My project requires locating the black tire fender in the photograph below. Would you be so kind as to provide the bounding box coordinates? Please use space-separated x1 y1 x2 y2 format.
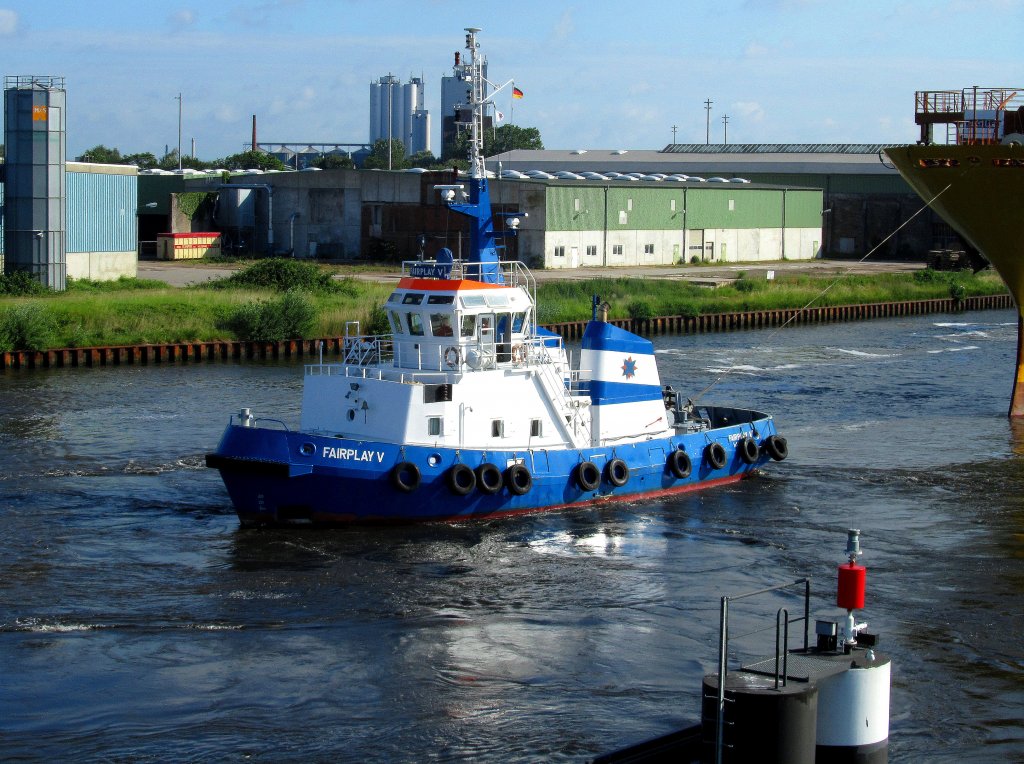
475 463 503 494
446 463 476 496
704 442 727 470
504 463 532 495
575 460 601 491
667 449 692 479
764 435 789 461
738 437 760 465
390 461 421 493
606 458 629 487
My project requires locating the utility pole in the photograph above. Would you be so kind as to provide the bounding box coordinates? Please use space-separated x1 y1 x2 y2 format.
175 93 182 170
722 114 730 145
704 98 713 145
671 124 678 144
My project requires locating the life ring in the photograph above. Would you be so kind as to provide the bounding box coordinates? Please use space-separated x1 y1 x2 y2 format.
504 463 532 495
475 462 503 494
446 463 476 495
738 436 760 465
667 449 692 479
704 442 727 470
390 461 421 493
606 458 629 487
575 460 601 491
511 344 525 363
764 435 789 462
444 345 461 368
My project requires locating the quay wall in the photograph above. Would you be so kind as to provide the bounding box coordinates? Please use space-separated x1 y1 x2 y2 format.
0 293 1014 371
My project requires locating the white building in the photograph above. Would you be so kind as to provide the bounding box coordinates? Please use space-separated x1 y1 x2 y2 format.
369 75 430 157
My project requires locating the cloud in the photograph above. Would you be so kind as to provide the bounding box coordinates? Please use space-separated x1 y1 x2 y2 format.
168 8 196 28
551 9 574 43
733 101 765 122
0 8 18 36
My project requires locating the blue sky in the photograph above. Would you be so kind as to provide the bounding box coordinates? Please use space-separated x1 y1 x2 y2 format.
2 0 1022 160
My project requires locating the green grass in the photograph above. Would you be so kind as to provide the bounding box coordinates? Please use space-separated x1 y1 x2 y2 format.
0 269 1008 351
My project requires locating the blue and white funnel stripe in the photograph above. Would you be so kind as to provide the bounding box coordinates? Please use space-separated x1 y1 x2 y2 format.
581 322 663 406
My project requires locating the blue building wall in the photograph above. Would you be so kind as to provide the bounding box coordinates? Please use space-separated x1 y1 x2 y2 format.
0 166 138 260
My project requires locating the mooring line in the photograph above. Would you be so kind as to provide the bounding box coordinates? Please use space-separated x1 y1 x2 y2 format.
690 171 961 404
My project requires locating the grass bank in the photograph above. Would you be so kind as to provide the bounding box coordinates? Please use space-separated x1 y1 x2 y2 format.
0 262 1008 352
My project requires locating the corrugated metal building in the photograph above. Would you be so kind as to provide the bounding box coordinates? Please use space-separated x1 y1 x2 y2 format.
538 183 822 267
1 161 138 280
490 145 955 260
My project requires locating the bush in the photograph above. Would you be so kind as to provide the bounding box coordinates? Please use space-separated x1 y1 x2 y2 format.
734 277 760 293
226 291 317 341
0 271 50 296
210 258 341 293
627 300 653 321
949 280 967 303
0 304 58 351
364 304 390 335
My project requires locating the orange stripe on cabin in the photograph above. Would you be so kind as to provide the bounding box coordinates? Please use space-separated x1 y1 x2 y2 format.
397 278 507 291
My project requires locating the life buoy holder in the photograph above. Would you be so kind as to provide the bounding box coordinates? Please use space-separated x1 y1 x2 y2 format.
476 462 503 494
390 461 421 493
447 463 476 496
511 344 525 363
763 434 789 462
738 436 760 465
504 463 532 495
444 346 461 368
575 460 601 491
667 449 692 479
606 458 629 487
704 442 727 470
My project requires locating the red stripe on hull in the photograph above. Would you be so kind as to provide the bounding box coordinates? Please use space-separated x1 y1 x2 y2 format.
237 471 754 526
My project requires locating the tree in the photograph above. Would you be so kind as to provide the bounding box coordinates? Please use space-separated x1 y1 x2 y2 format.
445 124 543 162
409 150 437 169
218 150 288 171
122 151 158 169
313 153 354 170
77 144 123 163
362 139 410 170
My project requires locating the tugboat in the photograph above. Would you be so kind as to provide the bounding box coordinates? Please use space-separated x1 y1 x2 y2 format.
205 27 788 525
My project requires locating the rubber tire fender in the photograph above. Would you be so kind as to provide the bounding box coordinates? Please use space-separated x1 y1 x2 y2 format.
606 458 629 487
390 461 421 493
738 436 760 465
704 442 727 470
667 449 692 479
764 435 789 461
575 460 601 491
446 463 476 496
475 463 503 494
504 463 533 495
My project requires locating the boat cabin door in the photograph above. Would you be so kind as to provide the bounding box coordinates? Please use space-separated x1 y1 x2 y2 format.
477 312 497 368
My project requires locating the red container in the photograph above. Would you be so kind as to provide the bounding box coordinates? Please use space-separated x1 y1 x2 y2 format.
837 563 866 610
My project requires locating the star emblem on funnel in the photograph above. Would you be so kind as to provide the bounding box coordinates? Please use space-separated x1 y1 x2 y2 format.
621 356 637 379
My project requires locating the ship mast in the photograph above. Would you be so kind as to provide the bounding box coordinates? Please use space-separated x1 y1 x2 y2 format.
435 27 523 285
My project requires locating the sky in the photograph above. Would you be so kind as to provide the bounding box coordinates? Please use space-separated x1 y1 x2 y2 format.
1 0 1022 161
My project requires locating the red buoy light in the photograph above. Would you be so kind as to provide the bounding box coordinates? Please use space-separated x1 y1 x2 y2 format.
837 562 866 610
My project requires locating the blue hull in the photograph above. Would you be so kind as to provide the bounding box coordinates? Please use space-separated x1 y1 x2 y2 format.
206 411 780 525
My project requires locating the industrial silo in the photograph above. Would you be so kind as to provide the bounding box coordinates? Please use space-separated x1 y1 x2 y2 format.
3 76 67 290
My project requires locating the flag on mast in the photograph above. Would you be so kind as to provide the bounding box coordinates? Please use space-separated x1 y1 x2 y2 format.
512 87 524 99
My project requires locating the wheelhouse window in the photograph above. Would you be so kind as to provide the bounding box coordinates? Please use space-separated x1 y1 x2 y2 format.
402 293 424 305
460 314 475 337
406 313 424 336
491 419 504 438
427 295 454 305
430 313 454 336
389 310 404 334
428 417 442 436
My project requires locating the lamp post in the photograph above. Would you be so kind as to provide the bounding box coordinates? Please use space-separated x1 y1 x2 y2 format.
175 93 182 170
704 98 713 144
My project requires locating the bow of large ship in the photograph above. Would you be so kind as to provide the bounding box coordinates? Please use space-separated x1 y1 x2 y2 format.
884 87 1024 415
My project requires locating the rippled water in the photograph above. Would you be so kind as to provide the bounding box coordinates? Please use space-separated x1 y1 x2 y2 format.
1 310 1022 762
